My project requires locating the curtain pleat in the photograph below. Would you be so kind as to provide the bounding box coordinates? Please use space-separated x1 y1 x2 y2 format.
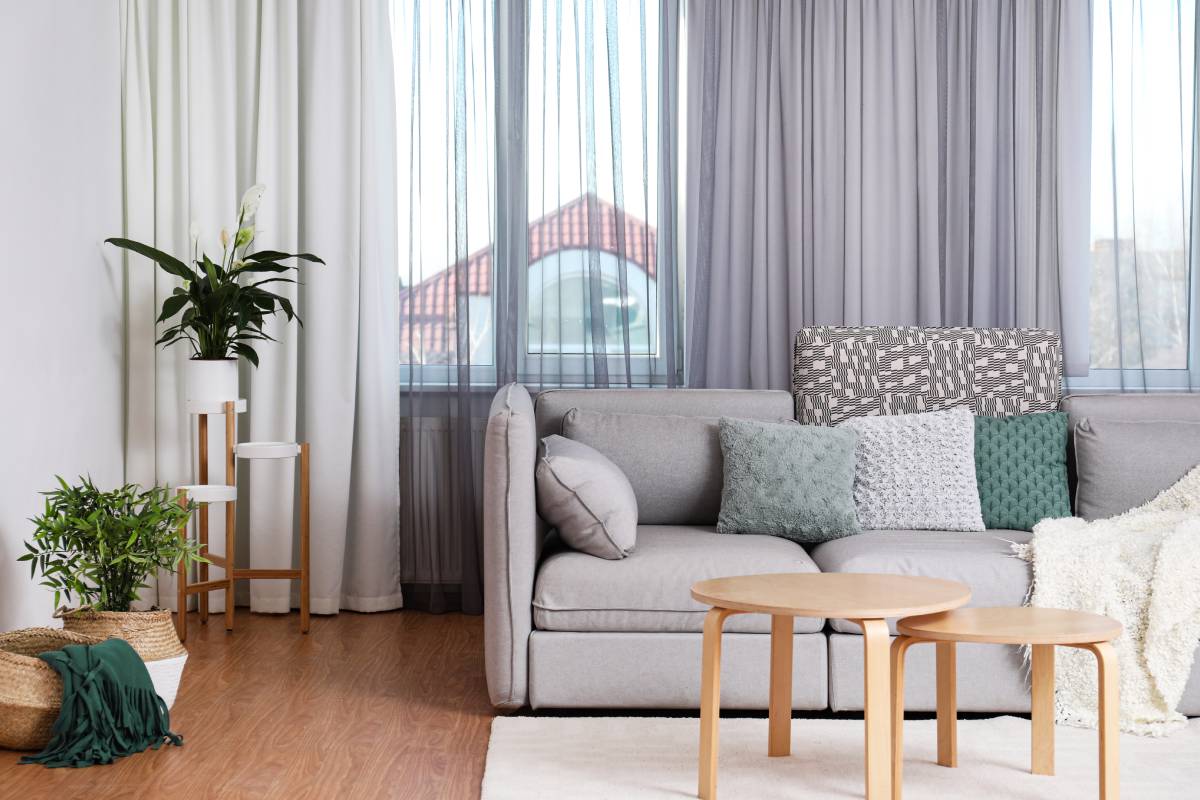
398 0 683 612
686 0 1093 389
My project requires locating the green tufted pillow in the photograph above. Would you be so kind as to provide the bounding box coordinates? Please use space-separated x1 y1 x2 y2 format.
974 412 1071 531
717 417 861 543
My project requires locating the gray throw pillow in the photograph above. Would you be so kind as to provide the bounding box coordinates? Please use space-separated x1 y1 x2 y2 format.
716 418 861 543
562 408 722 525
838 407 985 531
1074 418 1200 520
536 435 638 559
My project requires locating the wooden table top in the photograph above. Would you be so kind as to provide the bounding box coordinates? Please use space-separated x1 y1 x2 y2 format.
690 573 972 619
898 606 1123 645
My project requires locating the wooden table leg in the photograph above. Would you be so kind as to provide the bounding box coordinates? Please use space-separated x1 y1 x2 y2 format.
699 608 737 800
860 618 893 800
936 641 958 768
1031 643 1056 776
891 636 918 800
1086 642 1120 800
769 614 793 757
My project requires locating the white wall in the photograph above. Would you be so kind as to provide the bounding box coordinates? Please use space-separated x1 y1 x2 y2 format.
0 0 123 630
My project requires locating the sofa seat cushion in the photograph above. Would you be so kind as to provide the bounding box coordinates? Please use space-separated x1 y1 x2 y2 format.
809 529 1032 633
533 525 824 634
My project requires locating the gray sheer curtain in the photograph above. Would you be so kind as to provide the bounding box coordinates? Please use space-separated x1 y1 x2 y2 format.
1085 0 1199 391
397 0 683 612
686 0 1092 389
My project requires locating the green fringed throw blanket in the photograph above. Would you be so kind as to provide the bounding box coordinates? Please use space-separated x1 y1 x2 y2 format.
20 637 182 767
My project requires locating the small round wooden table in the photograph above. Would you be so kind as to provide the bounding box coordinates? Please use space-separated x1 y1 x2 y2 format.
690 573 971 800
892 607 1123 800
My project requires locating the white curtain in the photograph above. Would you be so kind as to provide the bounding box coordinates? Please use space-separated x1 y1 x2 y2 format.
119 0 402 615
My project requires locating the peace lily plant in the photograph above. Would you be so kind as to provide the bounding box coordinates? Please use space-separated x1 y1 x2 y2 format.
106 185 324 401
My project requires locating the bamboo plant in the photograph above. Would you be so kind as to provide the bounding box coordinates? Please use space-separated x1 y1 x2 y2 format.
19 477 205 612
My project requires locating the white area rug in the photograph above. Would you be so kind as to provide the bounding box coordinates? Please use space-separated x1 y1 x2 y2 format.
482 715 1200 799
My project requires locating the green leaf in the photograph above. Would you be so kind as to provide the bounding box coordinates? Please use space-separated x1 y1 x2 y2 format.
245 250 324 265
105 238 197 282
203 257 220 290
246 278 298 289
157 292 191 323
231 343 260 367
234 261 292 274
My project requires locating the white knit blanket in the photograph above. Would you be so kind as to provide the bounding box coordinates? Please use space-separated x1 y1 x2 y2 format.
1013 465 1200 736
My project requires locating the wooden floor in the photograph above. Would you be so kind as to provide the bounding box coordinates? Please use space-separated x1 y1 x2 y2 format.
0 611 494 800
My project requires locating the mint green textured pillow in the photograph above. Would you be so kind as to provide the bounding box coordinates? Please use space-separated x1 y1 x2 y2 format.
974 412 1071 531
717 418 860 543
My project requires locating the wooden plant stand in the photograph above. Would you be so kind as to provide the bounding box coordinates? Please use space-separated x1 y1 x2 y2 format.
175 399 311 642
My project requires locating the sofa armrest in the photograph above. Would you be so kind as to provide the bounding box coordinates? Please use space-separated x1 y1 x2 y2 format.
483 383 541 709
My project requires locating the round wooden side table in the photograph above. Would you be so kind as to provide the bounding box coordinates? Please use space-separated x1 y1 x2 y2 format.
892 607 1123 800
690 573 971 800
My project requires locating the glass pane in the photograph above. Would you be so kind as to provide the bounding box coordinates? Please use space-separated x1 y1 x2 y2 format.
396 1 496 367
1089 0 1194 369
525 0 662 358
527 249 657 354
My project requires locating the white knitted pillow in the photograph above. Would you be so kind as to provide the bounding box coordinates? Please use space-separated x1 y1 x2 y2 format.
837 407 985 531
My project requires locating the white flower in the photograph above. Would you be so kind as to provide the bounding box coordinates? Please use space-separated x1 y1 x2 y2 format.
220 228 230 248
189 221 200 243
240 184 266 219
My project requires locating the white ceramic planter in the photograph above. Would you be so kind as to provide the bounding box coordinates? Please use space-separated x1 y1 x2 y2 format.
185 358 239 404
144 652 188 709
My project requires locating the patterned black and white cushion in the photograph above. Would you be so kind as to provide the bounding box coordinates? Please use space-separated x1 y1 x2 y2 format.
791 326 1062 426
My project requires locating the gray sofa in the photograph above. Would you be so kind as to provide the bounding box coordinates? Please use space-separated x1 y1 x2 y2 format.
483 381 1200 714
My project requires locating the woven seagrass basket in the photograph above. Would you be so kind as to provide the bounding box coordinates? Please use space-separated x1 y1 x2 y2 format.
57 609 189 709
57 609 186 661
0 627 100 751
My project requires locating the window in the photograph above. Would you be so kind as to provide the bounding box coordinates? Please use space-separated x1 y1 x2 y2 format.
395 1 680 385
1087 0 1196 383
527 249 659 355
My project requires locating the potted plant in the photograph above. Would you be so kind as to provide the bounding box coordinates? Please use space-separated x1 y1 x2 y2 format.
18 477 205 707
104 184 323 402
19 476 204 615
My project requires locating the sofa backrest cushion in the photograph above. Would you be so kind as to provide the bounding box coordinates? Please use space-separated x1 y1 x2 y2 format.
563 409 721 525
792 326 1062 425
1061 393 1200 516
1072 418 1200 519
535 389 793 525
